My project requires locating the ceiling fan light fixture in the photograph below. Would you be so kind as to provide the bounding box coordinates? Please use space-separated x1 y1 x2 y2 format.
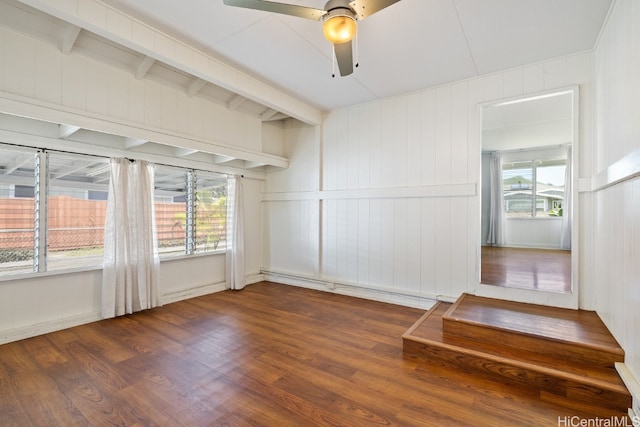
322 9 357 44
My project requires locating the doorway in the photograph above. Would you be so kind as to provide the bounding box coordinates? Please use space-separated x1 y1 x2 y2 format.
477 88 579 309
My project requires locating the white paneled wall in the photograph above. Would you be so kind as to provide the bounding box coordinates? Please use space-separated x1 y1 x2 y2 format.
592 0 640 391
0 27 262 154
264 52 592 307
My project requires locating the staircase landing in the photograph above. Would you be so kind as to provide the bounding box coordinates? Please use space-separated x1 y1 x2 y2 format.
403 294 630 413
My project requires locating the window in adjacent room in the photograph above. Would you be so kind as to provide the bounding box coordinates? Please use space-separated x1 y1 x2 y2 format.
502 158 566 218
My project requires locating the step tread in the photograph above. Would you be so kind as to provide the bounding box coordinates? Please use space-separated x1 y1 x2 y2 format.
442 294 624 355
403 301 628 394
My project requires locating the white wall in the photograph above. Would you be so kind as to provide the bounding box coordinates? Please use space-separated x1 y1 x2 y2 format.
264 52 593 308
0 26 264 158
0 24 266 343
591 0 640 392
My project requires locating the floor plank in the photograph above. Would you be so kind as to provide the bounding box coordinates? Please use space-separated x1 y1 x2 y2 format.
0 281 628 426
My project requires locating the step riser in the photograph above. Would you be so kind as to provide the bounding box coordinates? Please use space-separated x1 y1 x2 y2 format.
403 339 631 413
442 320 622 368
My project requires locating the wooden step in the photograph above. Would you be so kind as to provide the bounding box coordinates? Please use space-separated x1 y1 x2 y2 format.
442 294 625 368
402 299 631 413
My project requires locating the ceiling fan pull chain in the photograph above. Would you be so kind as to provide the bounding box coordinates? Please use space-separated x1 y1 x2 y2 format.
332 44 336 78
355 29 359 68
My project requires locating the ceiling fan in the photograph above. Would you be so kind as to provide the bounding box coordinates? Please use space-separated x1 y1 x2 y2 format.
222 0 401 77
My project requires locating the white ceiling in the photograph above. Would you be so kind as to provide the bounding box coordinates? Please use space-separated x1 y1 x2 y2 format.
97 0 613 112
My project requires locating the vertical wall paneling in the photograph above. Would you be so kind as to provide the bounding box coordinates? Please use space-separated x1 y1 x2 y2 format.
265 51 593 308
434 198 452 297
86 59 110 116
369 102 383 189
419 89 436 186
347 107 359 189
346 198 359 283
381 99 396 187
368 198 382 286
34 41 61 105
451 82 468 184
356 198 370 285
544 57 568 90
356 104 371 189
393 97 408 187
435 85 452 184
6 31 36 99
392 198 407 291
405 198 421 293
379 199 394 287
591 0 640 388
420 197 436 295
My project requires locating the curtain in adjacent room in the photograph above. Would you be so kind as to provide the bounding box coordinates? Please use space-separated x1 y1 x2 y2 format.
102 158 161 318
226 175 245 290
560 146 572 250
487 152 505 246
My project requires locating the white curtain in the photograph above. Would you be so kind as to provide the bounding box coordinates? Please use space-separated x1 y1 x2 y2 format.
560 146 572 250
226 175 245 290
102 158 161 318
487 152 505 246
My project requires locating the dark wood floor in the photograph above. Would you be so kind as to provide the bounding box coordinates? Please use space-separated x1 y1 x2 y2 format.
481 246 572 293
0 281 617 426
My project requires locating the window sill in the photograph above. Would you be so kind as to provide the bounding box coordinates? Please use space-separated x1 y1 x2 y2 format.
0 251 226 283
159 250 226 262
505 216 563 220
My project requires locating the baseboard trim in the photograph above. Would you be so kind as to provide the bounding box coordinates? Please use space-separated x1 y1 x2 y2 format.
244 273 265 286
162 281 227 305
262 270 436 310
0 312 101 345
616 362 640 417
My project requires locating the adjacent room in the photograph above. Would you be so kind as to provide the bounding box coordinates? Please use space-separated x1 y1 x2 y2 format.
0 0 639 425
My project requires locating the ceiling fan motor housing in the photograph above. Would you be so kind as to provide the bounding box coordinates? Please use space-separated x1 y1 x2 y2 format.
323 0 357 22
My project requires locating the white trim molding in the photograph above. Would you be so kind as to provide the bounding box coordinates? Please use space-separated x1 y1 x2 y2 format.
0 312 101 345
262 183 477 202
579 148 640 193
262 269 437 310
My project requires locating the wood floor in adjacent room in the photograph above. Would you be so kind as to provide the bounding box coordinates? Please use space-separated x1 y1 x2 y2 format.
481 246 572 293
0 282 618 426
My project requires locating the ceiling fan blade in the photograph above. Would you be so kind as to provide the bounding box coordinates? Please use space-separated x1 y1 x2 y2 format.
349 0 401 20
334 41 354 76
223 0 326 21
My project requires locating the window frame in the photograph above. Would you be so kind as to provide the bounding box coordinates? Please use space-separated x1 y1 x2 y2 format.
502 156 566 219
153 166 228 259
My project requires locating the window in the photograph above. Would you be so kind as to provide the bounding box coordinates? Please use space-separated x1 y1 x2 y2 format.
193 172 227 252
47 153 109 271
503 158 566 218
0 146 109 275
154 167 227 258
0 147 37 275
154 166 189 257
0 143 228 275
